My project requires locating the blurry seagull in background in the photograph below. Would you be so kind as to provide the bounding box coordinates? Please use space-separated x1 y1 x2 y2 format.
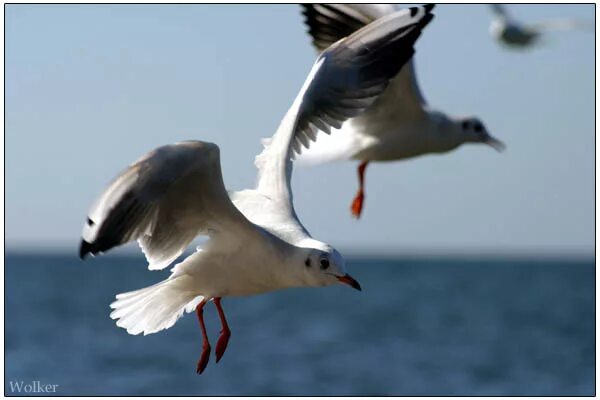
489 4 593 49
296 4 505 218
78 6 434 375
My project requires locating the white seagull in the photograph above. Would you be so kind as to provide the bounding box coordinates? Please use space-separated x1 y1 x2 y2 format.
79 6 434 375
297 4 505 218
489 4 593 49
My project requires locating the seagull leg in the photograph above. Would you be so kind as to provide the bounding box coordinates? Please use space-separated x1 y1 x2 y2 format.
351 161 369 218
213 297 231 363
195 299 211 374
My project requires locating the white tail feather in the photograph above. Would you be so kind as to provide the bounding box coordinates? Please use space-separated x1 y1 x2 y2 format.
110 275 202 336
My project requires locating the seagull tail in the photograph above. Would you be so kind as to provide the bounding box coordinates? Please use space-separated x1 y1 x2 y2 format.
109 274 203 336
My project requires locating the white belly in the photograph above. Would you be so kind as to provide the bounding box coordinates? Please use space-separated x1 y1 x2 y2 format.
352 122 460 162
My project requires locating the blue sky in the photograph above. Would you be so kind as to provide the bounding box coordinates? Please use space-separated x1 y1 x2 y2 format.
5 4 595 255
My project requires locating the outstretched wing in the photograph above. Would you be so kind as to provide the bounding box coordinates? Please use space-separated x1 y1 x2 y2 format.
301 4 429 120
80 140 257 270
302 3 397 51
302 3 396 49
490 4 512 20
531 18 594 33
255 5 435 215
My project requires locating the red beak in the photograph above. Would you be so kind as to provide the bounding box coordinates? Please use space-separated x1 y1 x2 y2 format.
337 273 362 291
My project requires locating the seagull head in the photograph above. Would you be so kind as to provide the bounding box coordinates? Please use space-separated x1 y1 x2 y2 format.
458 117 506 152
297 239 361 291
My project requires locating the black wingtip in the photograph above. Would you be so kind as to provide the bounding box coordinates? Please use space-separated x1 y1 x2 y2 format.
421 9 435 27
79 240 92 260
424 4 436 13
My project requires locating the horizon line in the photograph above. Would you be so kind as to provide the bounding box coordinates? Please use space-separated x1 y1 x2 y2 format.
4 244 594 262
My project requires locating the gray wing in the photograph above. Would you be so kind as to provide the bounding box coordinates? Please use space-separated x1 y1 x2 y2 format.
301 3 428 122
530 18 594 32
255 5 435 211
490 4 511 20
80 140 256 270
301 3 397 51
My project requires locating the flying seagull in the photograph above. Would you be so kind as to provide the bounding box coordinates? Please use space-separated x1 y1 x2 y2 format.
79 5 434 375
297 4 505 218
489 4 593 49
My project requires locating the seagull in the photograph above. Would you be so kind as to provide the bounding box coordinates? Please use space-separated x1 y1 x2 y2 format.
489 4 593 48
297 4 505 218
79 5 434 375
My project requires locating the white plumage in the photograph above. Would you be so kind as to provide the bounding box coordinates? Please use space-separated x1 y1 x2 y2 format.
79 5 434 374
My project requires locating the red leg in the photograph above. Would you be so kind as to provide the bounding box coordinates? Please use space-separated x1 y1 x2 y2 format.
213 297 231 363
195 299 211 374
351 161 369 218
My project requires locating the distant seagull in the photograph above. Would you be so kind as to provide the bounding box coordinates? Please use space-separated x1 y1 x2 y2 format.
79 6 434 375
489 4 593 49
297 4 505 218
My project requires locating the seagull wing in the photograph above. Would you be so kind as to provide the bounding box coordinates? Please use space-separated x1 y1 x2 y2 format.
301 4 429 120
80 141 259 270
490 4 512 20
530 18 594 32
302 3 397 49
255 6 435 217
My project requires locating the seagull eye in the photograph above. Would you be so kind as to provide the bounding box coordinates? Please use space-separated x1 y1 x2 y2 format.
474 123 483 133
319 258 330 270
305 258 311 267
462 121 470 130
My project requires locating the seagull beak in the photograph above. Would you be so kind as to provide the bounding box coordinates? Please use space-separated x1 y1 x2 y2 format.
337 274 362 291
485 135 506 152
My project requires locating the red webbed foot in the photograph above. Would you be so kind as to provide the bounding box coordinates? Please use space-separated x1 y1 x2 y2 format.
213 297 231 363
196 343 211 374
351 190 365 218
215 329 231 363
351 161 369 218
195 300 211 374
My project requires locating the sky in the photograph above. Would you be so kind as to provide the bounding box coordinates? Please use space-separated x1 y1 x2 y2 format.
5 4 595 256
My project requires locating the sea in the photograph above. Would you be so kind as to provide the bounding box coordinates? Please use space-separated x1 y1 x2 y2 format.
4 253 595 396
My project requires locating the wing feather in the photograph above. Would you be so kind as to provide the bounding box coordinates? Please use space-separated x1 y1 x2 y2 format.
530 18 594 32
300 3 428 123
490 4 512 20
80 140 256 270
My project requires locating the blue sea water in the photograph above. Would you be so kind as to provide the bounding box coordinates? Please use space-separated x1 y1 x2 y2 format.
4 253 595 396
